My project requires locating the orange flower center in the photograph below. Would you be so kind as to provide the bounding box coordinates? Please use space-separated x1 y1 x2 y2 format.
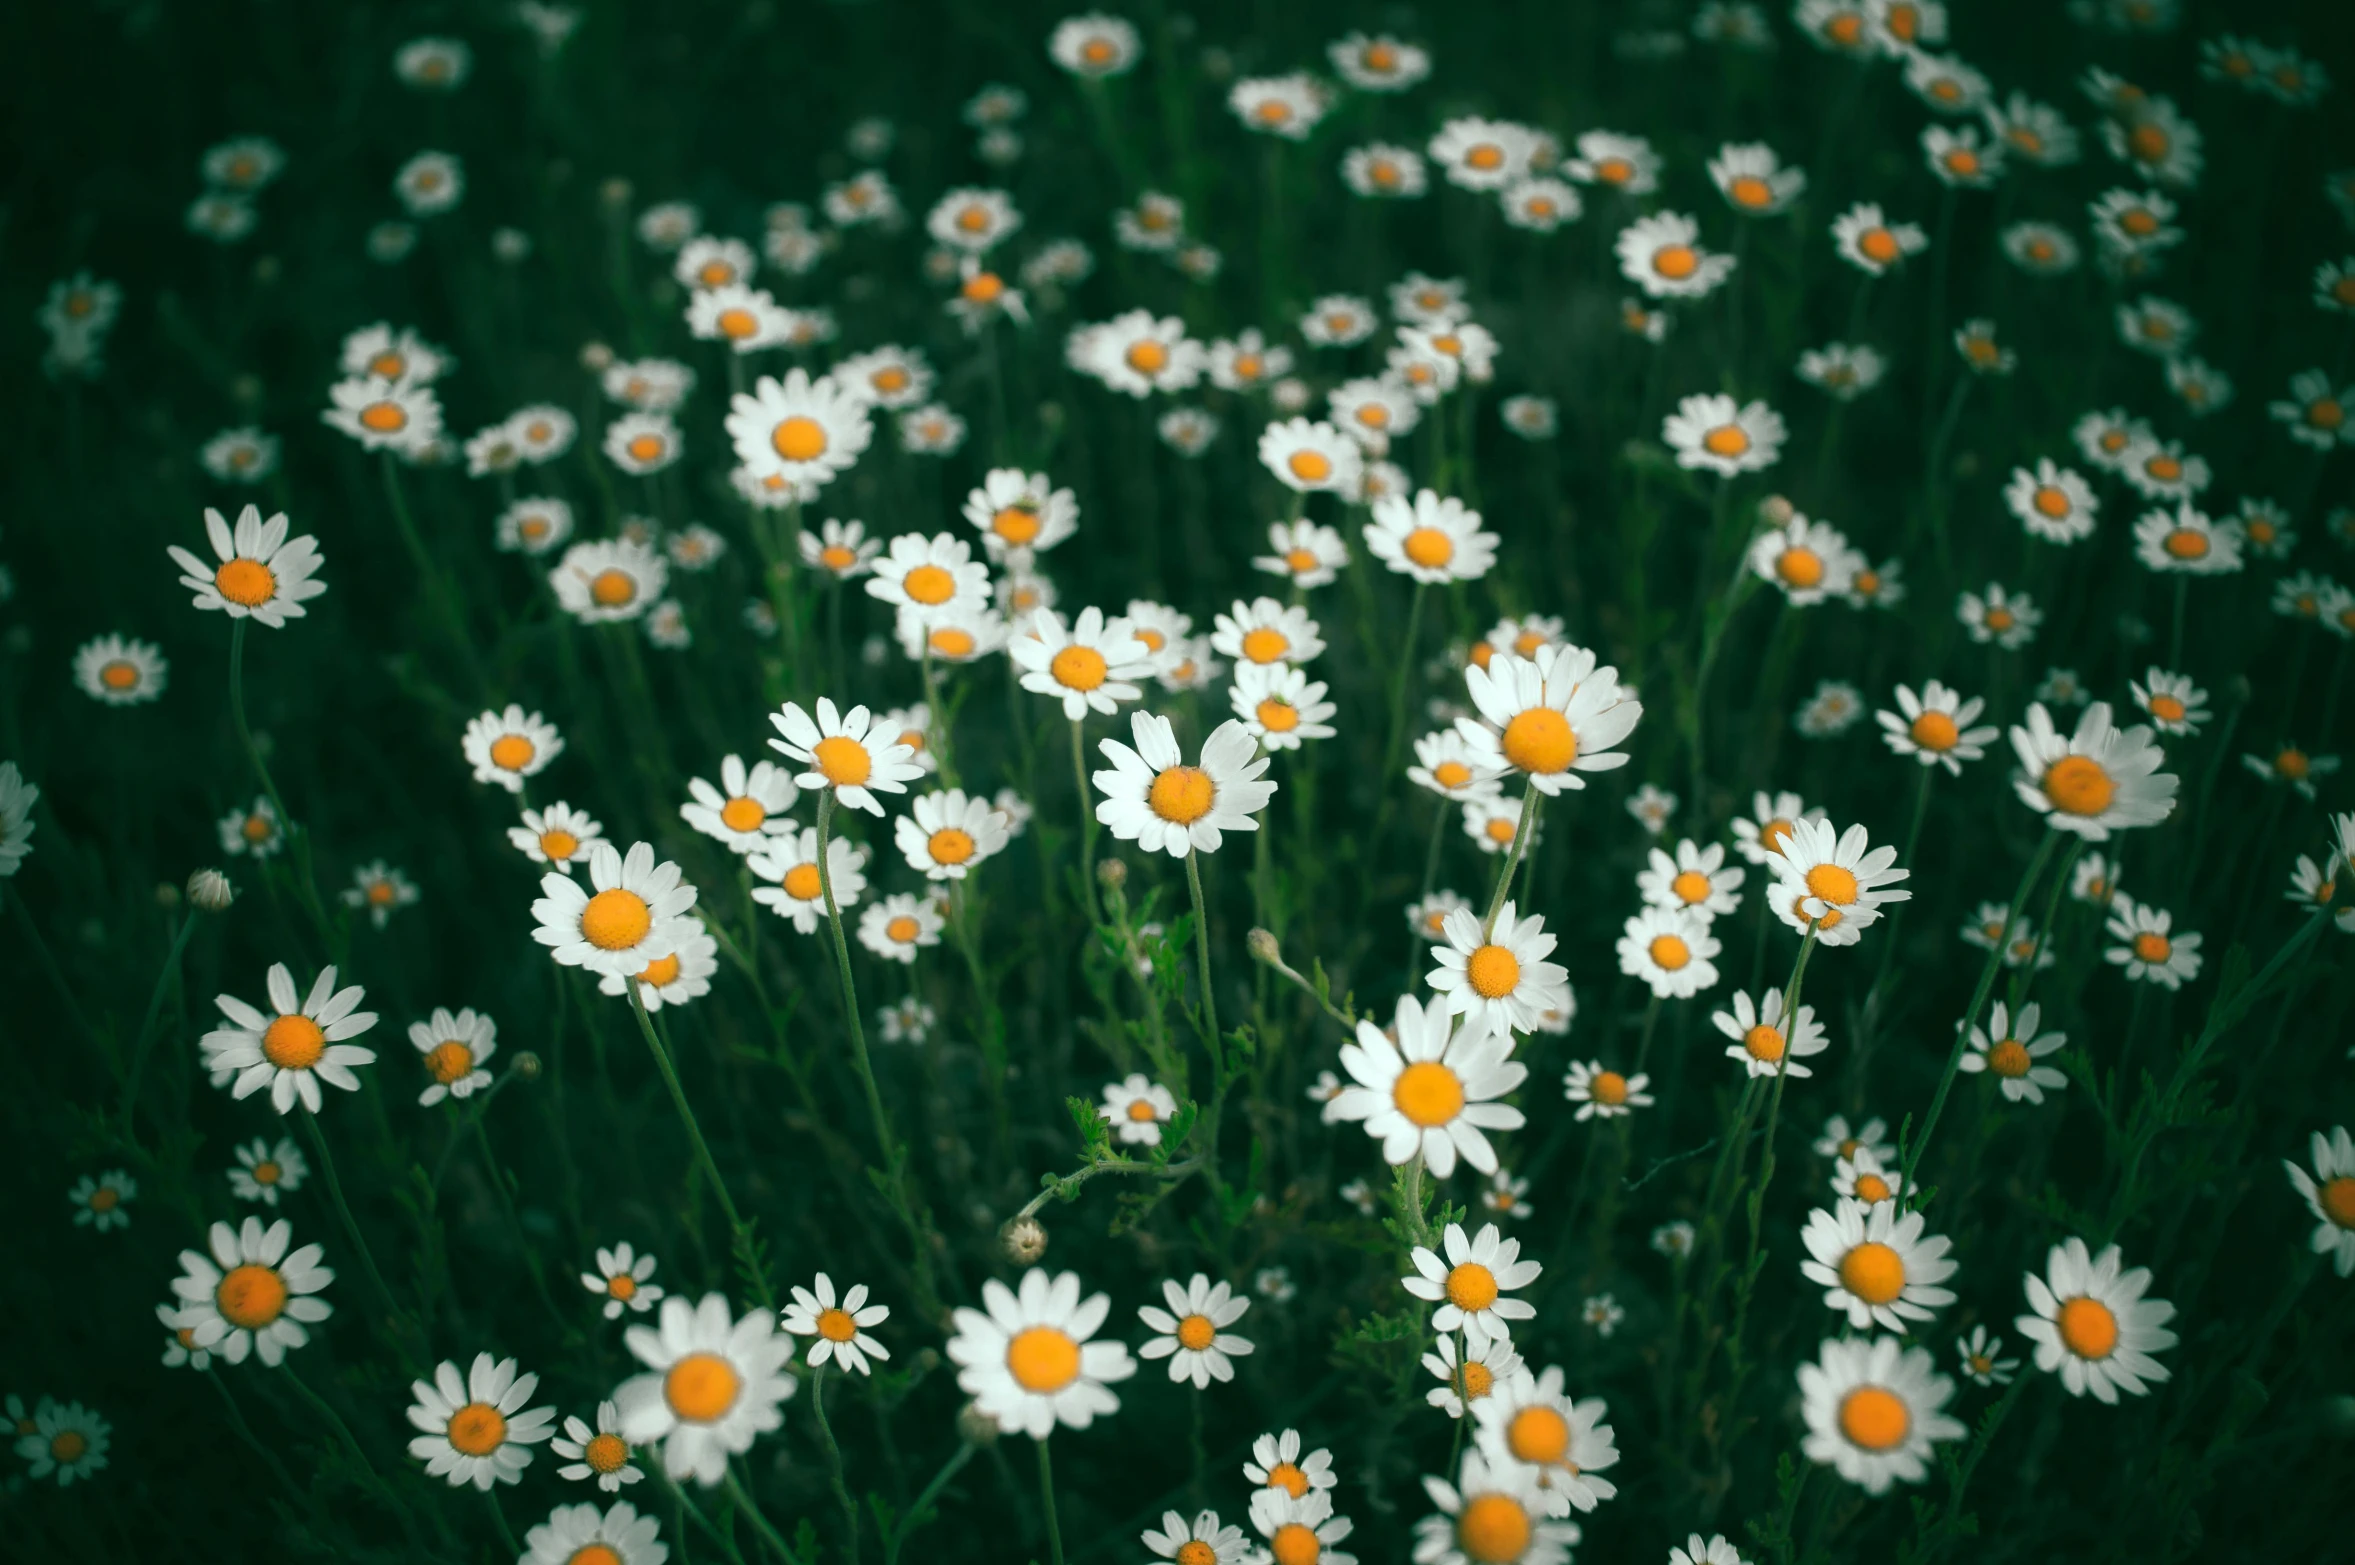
262 1013 326 1070
216 1263 289 1328
425 1040 475 1084
2042 756 2115 816
580 888 653 951
1006 1326 1082 1392
664 1352 743 1421
1393 1060 1467 1126
1838 1386 1909 1451
2057 1297 2119 1358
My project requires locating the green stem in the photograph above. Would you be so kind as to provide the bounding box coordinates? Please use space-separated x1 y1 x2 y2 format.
725 1466 800 1563
119 909 199 1141
1035 1438 1066 1565
1379 581 1429 787
295 1108 401 1325
1071 718 1102 925
807 1364 860 1564
1481 781 1542 935
626 980 775 1309
228 620 335 949
483 1491 522 1559
1185 844 1221 1049
884 1443 977 1565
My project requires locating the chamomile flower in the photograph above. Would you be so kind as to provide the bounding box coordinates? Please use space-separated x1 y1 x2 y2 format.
1876 681 1997 773
407 1007 495 1107
1618 212 1737 301
1924 123 2002 186
1798 1336 1963 1493
15 1401 109 1486
1214 599 1325 668
1137 1275 1254 1388
406 1354 555 1491
1257 418 1365 497
2016 1238 2176 1403
1670 1536 1747 1565
727 368 872 491
2010 701 2178 839
1458 644 1641 794
748 830 864 934
1732 793 1821 867
1428 902 1573 1041
582 1244 663 1320
949 1267 1137 1436
781 1274 891 1376
2285 1127 2355 1276
1253 521 1351 590
1230 73 1327 139
2104 897 2202 989
1332 31 1429 89
519 1501 665 1565
1713 988 1828 1079
1750 514 1859 604
1664 393 1784 475
1710 142 1804 215
614 1293 798 1485
677 756 795 856
1568 129 1661 194
1094 712 1276 857
857 895 942 964
1479 1169 1535 1221
598 921 716 1012
1833 203 1928 275
67 1170 134 1231
1013 606 1154 720
530 841 697 982
508 802 602 874
1471 1367 1617 1516
71 633 166 706
2002 221 2080 275
1637 840 1745 921
552 1402 640 1491
1562 1059 1657 1124
960 468 1078 562
1796 343 1886 400
169 1216 333 1366
1071 309 1205 396
200 425 280 483
1405 1223 1539 1350
458 705 560 794
1960 1001 2068 1105
1328 994 1525 1177
2006 460 2098 543
1427 118 1540 191
498 498 575 556
865 533 990 627
1801 1199 1957 1330
1957 583 2041 649
1414 1448 1576 1565
1767 817 1911 946
768 698 922 817
550 539 666 623
893 789 1010 882
793 518 877 582
1227 662 1335 751
167 505 326 627
1365 490 1497 584
228 1137 305 1206
1796 681 1866 738
2133 502 2242 574
199 963 378 1114
2243 743 2339 800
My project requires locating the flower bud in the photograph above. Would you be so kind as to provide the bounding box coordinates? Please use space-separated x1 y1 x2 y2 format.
155 881 182 910
956 1401 1001 1447
580 341 615 372
1757 493 1795 527
999 1216 1047 1265
187 868 236 912
1247 927 1282 964
512 1051 543 1081
1095 857 1128 890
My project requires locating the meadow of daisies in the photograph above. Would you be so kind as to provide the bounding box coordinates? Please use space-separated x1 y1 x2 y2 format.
10 1 2355 1561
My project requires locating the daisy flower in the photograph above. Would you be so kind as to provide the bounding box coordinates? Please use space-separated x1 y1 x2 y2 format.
1472 1366 1618 1516
1876 681 1998 773
229 1136 305 1205
1326 376 1420 454
597 920 717 1012
1253 520 1351 591
497 497 574 556
1663 393 1784 474
73 633 167 705
199 963 378 1114
1639 840 1745 920
726 368 872 491
14 1400 108 1487
1411 730 1505 804
552 1402 640 1491
1957 583 2041 649
2005 460 2098 544
1364 490 1496 584
1332 31 1430 89
1616 906 1722 999
1617 212 1736 299
1328 993 1525 1177
2133 503 2242 575
768 698 922 817
1413 1449 1577 1565
892 789 1010 882
167 505 326 627
2104 897 2202 989
1568 129 1661 193
675 755 796 855
748 829 866 934
1144 1510 1250 1565
1564 1060 1654 1120
926 187 1022 254
1100 1074 1178 1146
2269 368 2353 450
2002 221 2080 275
1766 817 1911 946
2009 701 2177 839
532 842 696 984
947 1268 1136 1437
2243 743 2339 800
1797 343 1886 400
201 426 280 483
1257 417 1364 496
865 531 990 624
1798 1336 1963 1493
615 1293 799 1485
781 1274 891 1376
510 802 603 874
169 1216 333 1367
962 468 1079 560
798 518 881 581
1230 73 1327 139
1429 118 1540 191
1632 782 1686 829
1710 141 1804 214
1424 1334 1523 1418
460 705 561 794
1404 1223 1539 1351
857 894 943 963
1231 662 1338 750
1732 792 1822 867
1960 1000 2068 1104
1923 124 2002 186
340 861 418 929
1428 901 1573 1041
2016 1238 2176 1402
406 1354 555 1490
322 374 442 455
1713 988 1827 1079
67 1170 134 1231
1480 1168 1535 1221
1070 309 1205 396
408 1006 495 1107
1457 644 1641 794
1012 606 1153 721
1094 712 1279 859
1801 1199 1958 1330
1749 514 1859 605
549 538 666 624
2286 1126 2355 1277
1670 1536 1746 1565
1138 1275 1254 1387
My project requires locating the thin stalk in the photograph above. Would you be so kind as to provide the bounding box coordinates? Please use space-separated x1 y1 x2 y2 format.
483 1491 522 1559
626 980 775 1310
211 1370 315 1519
228 620 335 948
724 1466 799 1563
1185 844 1221 1051
1035 1438 1066 1565
1379 581 1430 787
296 1108 402 1325
884 1442 977 1565
808 1363 860 1564
1071 718 1102 924
1481 781 1542 935
119 909 199 1138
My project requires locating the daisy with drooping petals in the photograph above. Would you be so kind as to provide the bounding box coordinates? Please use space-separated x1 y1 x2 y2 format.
73 634 167 705
408 1007 495 1106
1639 839 1746 920
168 505 327 627
1429 902 1572 1041
1012 606 1154 720
727 368 872 491
615 1293 799 1486
768 699 922 816
948 1267 1137 1437
1404 1222 1539 1351
1472 1366 1618 1516
962 468 1079 561
462 705 561 793
2016 1238 2176 1403
1459 644 1641 795
582 1243 663 1319
551 1401 641 1491
1767 818 1911 947
2285 1126 2355 1277
1876 681 1997 774
169 1216 333 1367
681 756 797 855
1564 1060 1654 1120
782 1273 892 1376
1414 1448 1576 1565
1139 1275 1254 1387
1798 1335 1963 1493
1328 993 1526 1177
1617 906 1721 999
749 830 866 934
1960 1000 2068 1104
2009 701 2177 840
1663 394 1784 474
199 964 379 1114
2005 460 2098 543
406 1354 556 1490
858 894 943 963
1617 212 1737 299
2242 743 2339 800
531 841 697 981
1800 1199 1957 1330
1366 490 1497 584
1832 202 1928 275
1230 662 1337 750
1713 988 1827 1079
2103 896 2201 990
1569 128 1661 194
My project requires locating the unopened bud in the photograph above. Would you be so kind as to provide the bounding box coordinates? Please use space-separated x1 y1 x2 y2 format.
1095 857 1127 890
580 341 615 372
155 881 182 910
999 1216 1048 1265
956 1400 1001 1447
187 869 236 912
600 177 633 209
1246 927 1282 965
512 1051 543 1081
1756 494 1795 527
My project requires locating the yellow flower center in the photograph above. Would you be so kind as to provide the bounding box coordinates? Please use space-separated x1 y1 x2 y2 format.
990 505 1042 545
1457 1493 1534 1563
585 1432 629 1472
359 401 408 434
540 829 580 861
1590 1070 1629 1104
216 1263 289 1329
1859 228 1899 264
2042 756 2115 816
1050 644 1109 690
1500 708 1577 774
590 569 637 607
580 888 654 951
447 1402 508 1456
1988 1038 2031 1077
1240 627 1289 663
1287 449 1333 483
1910 711 1960 750
1271 1523 1321 1565
2057 1297 2119 1359
1257 699 1300 733
215 557 277 607
1176 1313 1217 1351
1703 423 1751 457
780 863 824 901
885 916 920 943
1594 157 1633 184
637 953 682 987
262 1013 326 1070
1652 244 1699 279
901 564 956 605
962 271 1005 304
52 1430 88 1463
1466 944 1522 998
1393 1060 1467 1127
2132 931 2172 964
812 735 874 786
1403 527 1455 567
1838 1386 1909 1451
2318 1176 2355 1228
1147 764 1217 825
1744 1024 1785 1061
1729 174 1772 208
772 416 827 462
1446 1261 1499 1311
720 796 767 834
2163 528 2209 560
626 434 665 463
1839 1241 1906 1304
1506 1404 1571 1465
664 1352 743 1421
717 308 758 339
1777 547 1824 588
425 1040 475 1085
1126 340 1169 374
489 734 536 771
1006 1325 1082 1392
2276 748 2311 779
1648 934 1690 971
